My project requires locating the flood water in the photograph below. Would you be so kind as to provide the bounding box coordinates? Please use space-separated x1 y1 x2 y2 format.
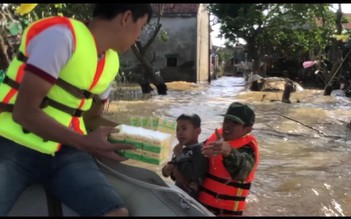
105 76 351 216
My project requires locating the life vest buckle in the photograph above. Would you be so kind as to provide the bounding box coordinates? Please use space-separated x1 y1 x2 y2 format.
82 90 94 99
72 109 83 117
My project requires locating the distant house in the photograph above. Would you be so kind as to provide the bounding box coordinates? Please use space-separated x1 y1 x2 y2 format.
120 3 211 84
342 13 351 30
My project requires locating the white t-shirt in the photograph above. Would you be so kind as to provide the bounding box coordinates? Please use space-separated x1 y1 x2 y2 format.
25 25 111 101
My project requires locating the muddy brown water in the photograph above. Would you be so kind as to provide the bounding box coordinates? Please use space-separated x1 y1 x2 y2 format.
104 76 351 216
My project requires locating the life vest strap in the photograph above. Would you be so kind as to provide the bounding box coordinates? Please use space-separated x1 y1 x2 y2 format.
21 127 49 142
0 98 83 117
17 51 28 63
16 51 94 100
200 186 246 201
201 203 243 216
2 75 20 90
0 102 14 112
207 173 251 190
40 97 84 117
55 78 95 99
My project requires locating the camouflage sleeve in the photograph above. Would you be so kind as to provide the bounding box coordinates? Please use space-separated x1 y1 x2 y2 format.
222 145 255 181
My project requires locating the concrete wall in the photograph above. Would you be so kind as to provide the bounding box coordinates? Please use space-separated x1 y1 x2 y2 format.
152 17 197 69
119 16 197 82
196 4 210 83
119 4 210 83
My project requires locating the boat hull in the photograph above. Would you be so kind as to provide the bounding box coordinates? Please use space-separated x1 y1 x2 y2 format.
8 159 213 216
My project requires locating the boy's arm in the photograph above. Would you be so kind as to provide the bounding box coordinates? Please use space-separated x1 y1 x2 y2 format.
222 145 255 181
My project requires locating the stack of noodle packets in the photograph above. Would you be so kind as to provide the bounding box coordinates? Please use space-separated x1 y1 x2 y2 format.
110 116 176 165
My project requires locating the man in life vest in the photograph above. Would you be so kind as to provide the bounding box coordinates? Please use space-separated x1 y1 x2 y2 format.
198 102 259 216
0 4 152 216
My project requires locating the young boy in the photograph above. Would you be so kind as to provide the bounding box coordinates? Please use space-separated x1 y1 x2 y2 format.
161 114 209 199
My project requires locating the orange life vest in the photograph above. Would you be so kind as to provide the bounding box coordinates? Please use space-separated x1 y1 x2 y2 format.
197 128 259 216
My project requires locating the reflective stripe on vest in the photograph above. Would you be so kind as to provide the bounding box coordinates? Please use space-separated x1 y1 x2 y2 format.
197 128 259 215
0 16 119 155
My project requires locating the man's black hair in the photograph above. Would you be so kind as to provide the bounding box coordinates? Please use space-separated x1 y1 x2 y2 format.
93 4 153 23
177 114 201 128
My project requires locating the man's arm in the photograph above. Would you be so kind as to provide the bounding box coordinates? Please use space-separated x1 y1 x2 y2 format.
11 24 134 161
13 71 84 146
13 71 134 161
222 145 255 181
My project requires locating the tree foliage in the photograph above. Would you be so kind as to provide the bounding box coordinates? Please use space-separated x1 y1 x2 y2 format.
0 3 93 69
208 3 337 79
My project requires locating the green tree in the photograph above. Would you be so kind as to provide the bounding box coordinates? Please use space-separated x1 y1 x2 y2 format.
208 3 337 82
0 3 92 69
209 4 273 72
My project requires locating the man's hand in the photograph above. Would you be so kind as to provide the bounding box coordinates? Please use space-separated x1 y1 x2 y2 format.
82 126 136 162
202 141 232 158
202 128 231 158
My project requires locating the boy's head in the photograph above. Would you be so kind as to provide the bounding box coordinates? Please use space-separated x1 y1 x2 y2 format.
220 102 255 141
93 4 153 23
176 114 201 146
92 4 153 54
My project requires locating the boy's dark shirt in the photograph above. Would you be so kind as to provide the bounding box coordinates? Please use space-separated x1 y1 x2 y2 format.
171 143 209 197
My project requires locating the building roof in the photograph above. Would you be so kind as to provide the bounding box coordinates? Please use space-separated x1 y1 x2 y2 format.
152 4 199 17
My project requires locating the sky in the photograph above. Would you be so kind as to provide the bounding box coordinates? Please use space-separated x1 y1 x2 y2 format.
211 4 351 47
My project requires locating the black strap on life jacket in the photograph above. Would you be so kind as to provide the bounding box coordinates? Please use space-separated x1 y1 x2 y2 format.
2 75 20 89
1 50 97 116
206 173 251 190
40 97 84 117
0 98 82 142
0 93 84 117
16 51 95 99
0 102 14 112
0 52 101 138
199 186 246 201
16 51 28 63
55 78 94 99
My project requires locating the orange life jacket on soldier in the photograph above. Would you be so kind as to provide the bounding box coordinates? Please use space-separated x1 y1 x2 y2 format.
197 128 259 216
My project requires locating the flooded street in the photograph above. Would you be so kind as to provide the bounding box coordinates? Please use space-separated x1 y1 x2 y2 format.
105 76 351 216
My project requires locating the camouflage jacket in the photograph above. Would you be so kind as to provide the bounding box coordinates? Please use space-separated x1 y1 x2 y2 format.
222 145 256 181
